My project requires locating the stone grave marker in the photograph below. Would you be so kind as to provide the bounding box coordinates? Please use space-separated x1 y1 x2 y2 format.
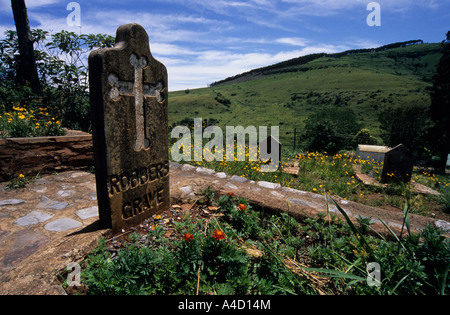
381 144 414 183
89 23 170 233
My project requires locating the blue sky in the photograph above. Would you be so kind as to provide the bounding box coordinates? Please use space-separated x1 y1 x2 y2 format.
1 0 449 91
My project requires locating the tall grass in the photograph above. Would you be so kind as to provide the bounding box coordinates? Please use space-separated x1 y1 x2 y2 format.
308 193 450 295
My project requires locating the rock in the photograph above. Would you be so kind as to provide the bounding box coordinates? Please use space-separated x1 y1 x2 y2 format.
289 198 323 210
257 181 281 189
434 220 450 232
76 207 99 220
224 183 238 190
179 186 192 195
44 218 83 232
196 167 215 176
181 164 196 172
270 191 284 198
215 172 227 179
14 211 54 226
37 196 70 210
57 190 76 198
230 175 247 183
0 199 26 206
280 187 307 195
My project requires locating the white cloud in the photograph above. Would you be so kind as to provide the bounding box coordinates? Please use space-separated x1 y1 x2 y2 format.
0 0 62 12
275 37 309 47
161 43 350 90
279 0 442 16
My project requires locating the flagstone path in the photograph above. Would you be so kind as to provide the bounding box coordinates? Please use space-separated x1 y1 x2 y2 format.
0 163 448 295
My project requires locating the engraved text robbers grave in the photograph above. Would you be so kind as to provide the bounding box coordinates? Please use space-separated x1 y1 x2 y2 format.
89 24 170 233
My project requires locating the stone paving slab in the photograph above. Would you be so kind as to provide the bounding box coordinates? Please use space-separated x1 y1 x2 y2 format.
0 165 449 295
0 171 109 295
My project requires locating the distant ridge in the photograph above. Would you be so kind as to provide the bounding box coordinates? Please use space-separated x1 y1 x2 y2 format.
209 40 425 87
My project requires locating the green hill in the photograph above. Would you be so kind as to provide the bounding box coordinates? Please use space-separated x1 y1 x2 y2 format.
168 41 443 151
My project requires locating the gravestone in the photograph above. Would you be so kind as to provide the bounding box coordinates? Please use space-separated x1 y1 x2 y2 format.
89 23 170 233
381 144 414 183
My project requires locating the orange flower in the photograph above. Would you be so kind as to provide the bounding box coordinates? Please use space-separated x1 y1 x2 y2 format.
183 233 194 242
227 192 235 197
212 230 226 241
238 204 246 211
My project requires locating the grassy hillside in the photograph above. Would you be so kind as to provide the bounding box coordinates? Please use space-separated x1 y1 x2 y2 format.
168 42 443 152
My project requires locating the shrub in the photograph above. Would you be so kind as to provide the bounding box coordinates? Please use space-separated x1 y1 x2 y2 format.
301 107 361 154
0 29 115 133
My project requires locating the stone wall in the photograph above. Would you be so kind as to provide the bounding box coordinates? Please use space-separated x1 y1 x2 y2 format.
0 130 93 182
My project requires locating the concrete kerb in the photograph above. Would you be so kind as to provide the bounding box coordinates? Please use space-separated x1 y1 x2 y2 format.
169 162 447 238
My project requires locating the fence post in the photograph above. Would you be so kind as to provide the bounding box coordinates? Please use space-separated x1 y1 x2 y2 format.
293 128 297 152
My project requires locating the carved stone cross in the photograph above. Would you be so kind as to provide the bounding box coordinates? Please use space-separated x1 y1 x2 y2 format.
108 53 164 151
89 23 170 233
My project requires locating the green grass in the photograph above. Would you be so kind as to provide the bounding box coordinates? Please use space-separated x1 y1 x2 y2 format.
169 43 442 149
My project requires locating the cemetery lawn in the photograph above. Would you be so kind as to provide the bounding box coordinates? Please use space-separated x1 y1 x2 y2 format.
75 190 449 295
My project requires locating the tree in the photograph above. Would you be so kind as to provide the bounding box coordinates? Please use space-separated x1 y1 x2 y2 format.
428 31 450 173
353 129 378 146
378 105 431 158
11 0 41 94
301 107 361 154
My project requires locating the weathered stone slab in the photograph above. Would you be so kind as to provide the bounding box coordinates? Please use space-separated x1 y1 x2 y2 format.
76 206 99 220
44 218 82 232
230 175 247 183
37 196 70 210
215 172 227 179
257 181 281 189
196 167 216 176
14 211 54 226
57 190 76 198
0 199 26 206
89 23 170 233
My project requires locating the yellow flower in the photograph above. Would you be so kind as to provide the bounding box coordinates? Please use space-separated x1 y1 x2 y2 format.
19 174 25 178
18 114 26 120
